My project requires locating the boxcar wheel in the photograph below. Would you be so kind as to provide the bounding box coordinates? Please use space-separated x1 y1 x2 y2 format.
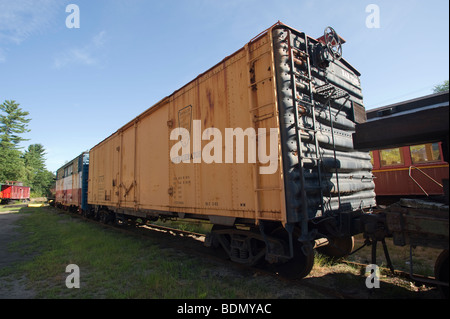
316 236 354 258
99 210 110 224
435 249 449 298
270 228 315 279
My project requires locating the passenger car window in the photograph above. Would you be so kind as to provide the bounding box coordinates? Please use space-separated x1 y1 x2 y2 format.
410 143 441 164
369 151 375 166
380 148 404 166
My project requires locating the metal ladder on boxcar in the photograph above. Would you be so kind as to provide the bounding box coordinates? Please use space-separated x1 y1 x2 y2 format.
286 30 326 235
289 30 352 218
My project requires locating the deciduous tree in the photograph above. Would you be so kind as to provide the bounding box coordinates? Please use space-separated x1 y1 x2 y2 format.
433 80 449 93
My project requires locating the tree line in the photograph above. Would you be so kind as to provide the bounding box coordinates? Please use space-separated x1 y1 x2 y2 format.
0 100 55 197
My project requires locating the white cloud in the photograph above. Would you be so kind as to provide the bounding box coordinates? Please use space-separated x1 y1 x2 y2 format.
0 0 62 44
92 31 107 47
53 48 96 69
53 31 107 69
0 0 62 63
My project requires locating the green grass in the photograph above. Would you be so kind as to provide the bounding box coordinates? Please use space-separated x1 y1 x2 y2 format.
4 207 438 299
1 207 309 299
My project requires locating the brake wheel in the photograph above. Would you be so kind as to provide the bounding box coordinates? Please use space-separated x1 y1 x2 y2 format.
324 26 342 61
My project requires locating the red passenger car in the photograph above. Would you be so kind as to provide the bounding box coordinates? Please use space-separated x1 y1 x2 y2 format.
370 142 449 198
0 181 31 204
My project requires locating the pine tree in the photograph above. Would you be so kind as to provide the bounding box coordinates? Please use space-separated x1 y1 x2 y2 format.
0 100 54 196
0 100 31 182
22 144 55 197
0 100 31 147
23 144 46 173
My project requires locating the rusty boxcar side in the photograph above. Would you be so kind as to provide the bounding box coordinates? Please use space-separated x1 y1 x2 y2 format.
88 24 286 224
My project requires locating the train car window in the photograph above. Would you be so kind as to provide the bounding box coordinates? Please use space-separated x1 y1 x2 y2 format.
369 151 374 166
380 148 404 166
63 165 74 177
410 143 442 164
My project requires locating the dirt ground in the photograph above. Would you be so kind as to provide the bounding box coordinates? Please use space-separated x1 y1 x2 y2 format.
0 211 36 299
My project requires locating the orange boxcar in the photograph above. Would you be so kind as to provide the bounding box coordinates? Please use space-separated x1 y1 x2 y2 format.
87 22 375 278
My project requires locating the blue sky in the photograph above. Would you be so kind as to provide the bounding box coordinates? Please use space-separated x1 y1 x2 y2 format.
0 0 448 173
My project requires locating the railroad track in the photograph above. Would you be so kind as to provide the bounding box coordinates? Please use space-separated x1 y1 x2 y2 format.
50 206 441 299
140 222 440 289
133 223 443 298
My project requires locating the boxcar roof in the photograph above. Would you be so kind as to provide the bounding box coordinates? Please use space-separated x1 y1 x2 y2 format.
91 21 361 150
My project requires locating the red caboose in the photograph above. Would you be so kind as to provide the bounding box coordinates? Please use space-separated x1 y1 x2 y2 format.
0 181 31 204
